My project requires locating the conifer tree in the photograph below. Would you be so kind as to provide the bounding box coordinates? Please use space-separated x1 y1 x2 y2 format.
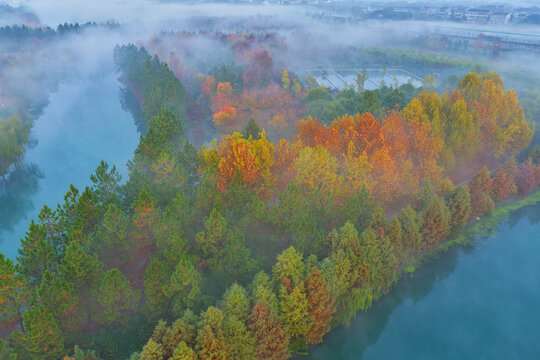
11 304 64 360
304 266 335 344
448 186 471 232
96 268 140 325
249 300 290 360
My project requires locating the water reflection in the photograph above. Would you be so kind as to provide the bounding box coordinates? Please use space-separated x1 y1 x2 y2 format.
0 162 43 242
309 247 460 360
309 202 540 360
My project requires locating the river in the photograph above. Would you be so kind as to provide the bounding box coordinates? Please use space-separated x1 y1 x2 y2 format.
0 73 139 260
309 202 540 360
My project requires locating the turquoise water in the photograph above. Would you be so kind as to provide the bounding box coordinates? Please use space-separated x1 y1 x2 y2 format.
0 73 139 259
309 203 540 360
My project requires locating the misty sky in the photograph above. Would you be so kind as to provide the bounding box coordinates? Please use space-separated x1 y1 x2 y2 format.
1 0 537 29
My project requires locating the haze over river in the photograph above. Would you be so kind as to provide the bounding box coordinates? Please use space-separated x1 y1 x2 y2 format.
309 202 540 360
0 73 139 259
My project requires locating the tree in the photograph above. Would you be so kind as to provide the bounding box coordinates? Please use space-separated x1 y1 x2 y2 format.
341 186 376 233
171 342 197 360
386 217 403 260
0 116 30 178
281 68 290 90
196 209 255 283
136 109 184 160
398 205 423 254
448 186 472 232
132 189 158 250
17 220 56 285
0 255 28 328
242 118 261 140
58 240 103 292
304 266 335 344
0 339 16 360
469 167 494 217
272 246 305 288
140 338 164 360
89 160 123 206
96 268 140 325
11 304 64 360
195 306 231 360
421 195 450 247
249 299 290 360
37 271 78 331
279 283 311 338
223 283 250 323
95 204 131 266
144 257 170 316
223 315 256 360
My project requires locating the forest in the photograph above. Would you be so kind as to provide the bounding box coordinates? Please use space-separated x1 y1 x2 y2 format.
1 30 539 360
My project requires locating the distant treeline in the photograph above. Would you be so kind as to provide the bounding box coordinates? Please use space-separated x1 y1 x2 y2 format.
0 22 121 40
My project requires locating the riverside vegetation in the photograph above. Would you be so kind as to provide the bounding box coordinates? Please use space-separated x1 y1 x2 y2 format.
0 35 539 360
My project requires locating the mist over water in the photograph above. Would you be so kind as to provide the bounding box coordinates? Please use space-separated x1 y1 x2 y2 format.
0 73 138 259
309 202 540 360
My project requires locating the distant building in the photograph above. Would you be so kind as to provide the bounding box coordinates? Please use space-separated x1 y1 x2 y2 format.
465 8 490 23
489 11 511 24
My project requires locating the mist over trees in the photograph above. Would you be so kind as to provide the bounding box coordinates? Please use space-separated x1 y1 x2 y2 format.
1 2 540 359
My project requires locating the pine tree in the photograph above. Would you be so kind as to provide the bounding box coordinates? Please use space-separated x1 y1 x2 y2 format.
37 270 79 331
398 205 424 254
242 118 261 140
448 186 471 232
421 194 450 247
170 342 197 360
95 204 131 266
249 299 290 360
144 257 170 316
0 254 28 328
140 338 164 360
96 268 140 325
223 283 250 323
11 304 64 360
223 315 256 360
58 240 103 292
272 246 305 288
279 282 311 339
304 266 335 344
195 306 231 360
386 217 403 259
17 220 56 285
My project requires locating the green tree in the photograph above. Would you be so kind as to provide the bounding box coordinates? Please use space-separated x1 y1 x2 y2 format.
398 205 424 254
0 255 28 328
140 338 164 360
223 315 256 360
242 118 261 140
448 186 472 232
279 283 311 338
95 204 131 266
195 306 231 360
341 185 376 233
0 116 30 178
144 257 170 316
96 268 140 325
170 342 196 360
421 194 450 247
11 304 64 360
272 246 305 288
223 283 250 323
17 220 56 285
37 270 78 332
58 240 103 292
